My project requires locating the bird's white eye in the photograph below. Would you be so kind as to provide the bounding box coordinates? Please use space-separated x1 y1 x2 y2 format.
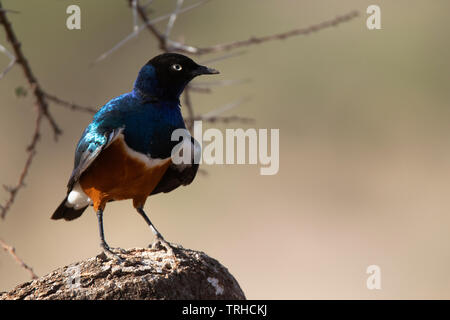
172 64 182 71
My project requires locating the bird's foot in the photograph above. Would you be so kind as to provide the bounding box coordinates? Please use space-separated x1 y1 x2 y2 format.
150 236 175 256
100 243 125 262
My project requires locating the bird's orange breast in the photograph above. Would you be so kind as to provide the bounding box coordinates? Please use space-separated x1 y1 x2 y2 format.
79 136 172 211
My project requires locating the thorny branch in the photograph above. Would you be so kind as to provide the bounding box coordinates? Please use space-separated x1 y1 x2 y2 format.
128 0 358 55
186 10 360 55
0 238 38 280
0 3 61 139
0 111 42 220
0 0 359 282
0 3 59 224
43 92 97 114
94 0 208 64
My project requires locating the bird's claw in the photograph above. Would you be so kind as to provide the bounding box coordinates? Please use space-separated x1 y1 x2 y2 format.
101 243 125 262
151 237 175 256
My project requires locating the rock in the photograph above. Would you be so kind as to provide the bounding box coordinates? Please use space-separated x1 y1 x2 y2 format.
0 244 245 300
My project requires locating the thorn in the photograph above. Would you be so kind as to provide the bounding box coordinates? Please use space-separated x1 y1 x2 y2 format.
0 43 16 79
191 78 251 88
199 50 246 65
164 0 184 39
201 96 251 120
0 8 20 14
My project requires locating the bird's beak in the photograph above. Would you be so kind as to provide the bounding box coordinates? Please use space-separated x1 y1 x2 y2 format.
192 65 220 76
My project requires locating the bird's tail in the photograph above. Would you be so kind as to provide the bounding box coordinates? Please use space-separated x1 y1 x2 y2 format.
51 196 88 221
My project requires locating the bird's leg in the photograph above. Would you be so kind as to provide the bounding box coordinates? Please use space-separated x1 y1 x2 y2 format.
136 207 174 255
96 209 123 261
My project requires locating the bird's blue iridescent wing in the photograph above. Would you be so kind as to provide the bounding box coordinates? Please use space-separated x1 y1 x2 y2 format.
67 100 126 189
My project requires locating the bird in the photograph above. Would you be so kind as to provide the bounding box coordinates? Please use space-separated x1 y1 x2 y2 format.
51 53 219 259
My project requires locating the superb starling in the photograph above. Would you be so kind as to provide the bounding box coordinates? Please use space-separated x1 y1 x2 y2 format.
51 53 219 258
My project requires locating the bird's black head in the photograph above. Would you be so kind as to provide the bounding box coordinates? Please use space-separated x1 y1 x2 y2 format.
133 53 219 101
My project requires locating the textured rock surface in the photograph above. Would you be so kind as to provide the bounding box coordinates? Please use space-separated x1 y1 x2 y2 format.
0 244 245 300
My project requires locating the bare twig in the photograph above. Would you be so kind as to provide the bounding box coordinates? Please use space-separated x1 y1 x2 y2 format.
132 1 359 55
94 0 208 64
0 2 62 220
201 97 251 120
131 0 139 34
185 97 253 127
191 78 251 88
0 7 19 14
198 50 246 65
185 84 212 94
165 0 184 39
187 78 250 94
205 115 253 124
133 0 209 54
0 111 42 219
188 115 254 125
43 91 97 114
93 26 141 64
191 11 360 54
0 238 38 280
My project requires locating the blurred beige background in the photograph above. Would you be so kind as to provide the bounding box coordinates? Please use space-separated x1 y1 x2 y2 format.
1 0 450 299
